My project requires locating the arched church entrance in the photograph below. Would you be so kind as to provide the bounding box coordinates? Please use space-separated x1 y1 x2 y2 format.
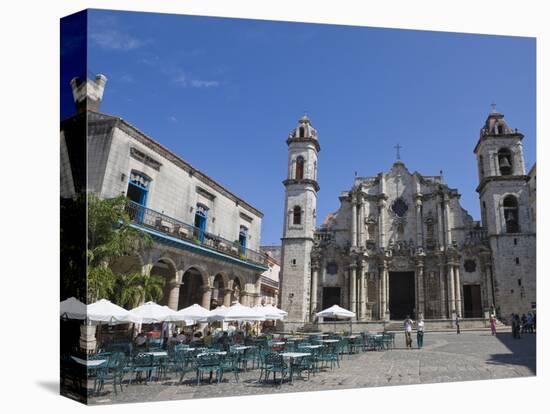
389 271 416 319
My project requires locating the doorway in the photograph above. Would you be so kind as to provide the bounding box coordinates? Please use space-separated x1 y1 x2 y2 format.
322 287 341 309
389 271 415 320
463 284 482 318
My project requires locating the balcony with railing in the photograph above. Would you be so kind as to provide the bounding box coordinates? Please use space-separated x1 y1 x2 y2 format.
465 228 489 246
125 201 268 269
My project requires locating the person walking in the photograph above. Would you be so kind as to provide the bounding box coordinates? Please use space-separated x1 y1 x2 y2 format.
489 314 497 335
404 315 414 349
514 314 521 339
455 313 461 334
511 313 517 338
416 316 425 349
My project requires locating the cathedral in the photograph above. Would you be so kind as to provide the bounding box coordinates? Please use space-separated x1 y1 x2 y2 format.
279 111 536 330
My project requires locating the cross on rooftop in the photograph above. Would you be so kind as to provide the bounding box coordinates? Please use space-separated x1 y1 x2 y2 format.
491 103 497 113
394 144 402 160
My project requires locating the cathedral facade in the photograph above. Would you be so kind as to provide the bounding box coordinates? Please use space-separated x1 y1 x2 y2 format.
279 112 535 330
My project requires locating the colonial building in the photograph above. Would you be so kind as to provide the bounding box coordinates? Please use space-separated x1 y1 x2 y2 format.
259 247 281 306
279 111 535 330
61 75 268 310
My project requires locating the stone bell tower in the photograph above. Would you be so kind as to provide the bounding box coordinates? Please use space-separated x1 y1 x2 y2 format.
474 107 535 319
279 115 320 330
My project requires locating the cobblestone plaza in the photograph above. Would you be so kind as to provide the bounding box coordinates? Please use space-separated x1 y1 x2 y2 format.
88 330 535 405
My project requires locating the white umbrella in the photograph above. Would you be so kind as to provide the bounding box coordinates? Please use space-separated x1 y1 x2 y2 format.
208 303 265 322
131 301 187 323
253 304 286 320
87 299 142 324
316 304 356 333
175 303 211 322
315 304 356 319
60 297 86 320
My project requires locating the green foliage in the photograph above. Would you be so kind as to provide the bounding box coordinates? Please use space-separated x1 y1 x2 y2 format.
113 272 165 309
86 194 164 305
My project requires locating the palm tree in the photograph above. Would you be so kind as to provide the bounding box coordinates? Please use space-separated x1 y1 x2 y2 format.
115 272 165 309
86 194 153 304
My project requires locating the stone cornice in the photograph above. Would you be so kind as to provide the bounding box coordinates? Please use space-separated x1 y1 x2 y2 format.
282 178 320 192
473 132 524 154
286 136 321 152
476 175 530 193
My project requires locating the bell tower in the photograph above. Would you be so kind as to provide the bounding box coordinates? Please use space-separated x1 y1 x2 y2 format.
474 107 535 318
279 115 320 329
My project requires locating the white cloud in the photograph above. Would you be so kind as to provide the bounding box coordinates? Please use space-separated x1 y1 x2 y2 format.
90 29 147 51
191 79 220 88
168 116 178 123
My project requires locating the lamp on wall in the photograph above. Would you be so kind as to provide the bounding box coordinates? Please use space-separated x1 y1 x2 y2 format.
120 173 126 182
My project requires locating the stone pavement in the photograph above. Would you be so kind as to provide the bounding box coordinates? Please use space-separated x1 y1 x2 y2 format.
89 331 536 405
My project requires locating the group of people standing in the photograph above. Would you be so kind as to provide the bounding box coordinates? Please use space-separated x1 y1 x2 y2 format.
510 312 536 339
403 315 425 349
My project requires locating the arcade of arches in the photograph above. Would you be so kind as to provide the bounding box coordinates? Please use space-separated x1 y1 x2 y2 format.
108 254 263 311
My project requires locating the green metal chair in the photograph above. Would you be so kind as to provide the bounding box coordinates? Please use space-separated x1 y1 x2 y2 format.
94 353 126 396
220 352 240 383
127 353 154 385
290 354 314 381
195 353 222 385
174 351 197 384
264 353 290 386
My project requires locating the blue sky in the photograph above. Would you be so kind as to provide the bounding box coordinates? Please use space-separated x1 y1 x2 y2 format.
63 9 536 247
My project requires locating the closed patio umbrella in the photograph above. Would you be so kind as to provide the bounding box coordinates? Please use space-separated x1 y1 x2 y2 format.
60 297 86 320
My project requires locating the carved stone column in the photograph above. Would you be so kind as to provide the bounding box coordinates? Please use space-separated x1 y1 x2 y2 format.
349 263 357 318
351 198 358 248
310 264 319 317
378 267 383 320
454 265 462 317
415 194 423 247
436 196 445 250
378 196 387 248
360 261 368 320
438 258 447 318
358 197 365 248
201 285 212 310
444 195 453 246
384 265 390 320
166 281 181 310
416 260 425 318
447 264 455 316
223 288 232 307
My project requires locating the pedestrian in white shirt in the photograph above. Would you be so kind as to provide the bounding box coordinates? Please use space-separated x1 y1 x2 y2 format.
403 316 414 349
416 317 425 349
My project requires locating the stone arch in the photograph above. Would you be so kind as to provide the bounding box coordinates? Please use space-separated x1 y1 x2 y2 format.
230 274 246 304
211 272 229 308
178 265 209 309
181 264 210 286
151 257 178 307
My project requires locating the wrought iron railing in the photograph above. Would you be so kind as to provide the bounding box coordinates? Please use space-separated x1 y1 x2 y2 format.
125 201 268 267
